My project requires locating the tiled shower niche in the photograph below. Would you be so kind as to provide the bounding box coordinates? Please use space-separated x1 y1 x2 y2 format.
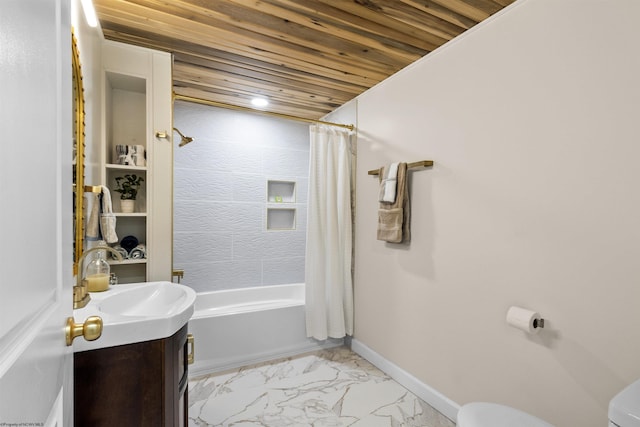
267 180 296 230
267 180 296 203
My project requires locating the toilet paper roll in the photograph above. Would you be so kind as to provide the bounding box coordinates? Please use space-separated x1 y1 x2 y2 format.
506 306 543 334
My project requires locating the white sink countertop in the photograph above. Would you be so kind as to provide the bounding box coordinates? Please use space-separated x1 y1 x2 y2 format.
72 281 196 352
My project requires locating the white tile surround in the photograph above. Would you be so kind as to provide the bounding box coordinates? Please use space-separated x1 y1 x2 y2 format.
188 346 455 427
173 102 310 293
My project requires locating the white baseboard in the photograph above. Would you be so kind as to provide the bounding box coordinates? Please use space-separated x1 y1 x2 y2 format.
350 338 460 422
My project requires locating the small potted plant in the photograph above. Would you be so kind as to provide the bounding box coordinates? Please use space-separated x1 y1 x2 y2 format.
114 174 144 213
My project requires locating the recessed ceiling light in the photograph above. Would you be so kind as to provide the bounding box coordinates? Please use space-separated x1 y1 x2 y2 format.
251 97 269 108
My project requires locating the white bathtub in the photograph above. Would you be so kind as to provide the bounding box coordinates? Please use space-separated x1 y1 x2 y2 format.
188 283 342 377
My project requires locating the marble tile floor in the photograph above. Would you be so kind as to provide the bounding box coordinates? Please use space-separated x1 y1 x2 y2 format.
188 346 456 427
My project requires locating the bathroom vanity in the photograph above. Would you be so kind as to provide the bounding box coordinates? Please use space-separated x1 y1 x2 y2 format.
74 325 189 426
71 281 196 427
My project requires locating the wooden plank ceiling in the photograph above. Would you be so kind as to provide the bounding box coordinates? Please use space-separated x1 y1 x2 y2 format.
94 0 515 120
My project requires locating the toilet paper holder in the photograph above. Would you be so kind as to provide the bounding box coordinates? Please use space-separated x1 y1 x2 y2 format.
506 306 546 334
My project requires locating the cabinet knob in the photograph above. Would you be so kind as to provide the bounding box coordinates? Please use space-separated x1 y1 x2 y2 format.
65 316 103 346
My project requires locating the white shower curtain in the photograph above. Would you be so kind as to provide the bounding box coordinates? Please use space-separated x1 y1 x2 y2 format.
305 124 354 340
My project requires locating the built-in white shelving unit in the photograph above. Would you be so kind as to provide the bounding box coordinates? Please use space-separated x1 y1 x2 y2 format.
100 40 173 283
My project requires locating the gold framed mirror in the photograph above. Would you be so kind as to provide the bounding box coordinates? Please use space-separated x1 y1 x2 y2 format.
72 29 86 275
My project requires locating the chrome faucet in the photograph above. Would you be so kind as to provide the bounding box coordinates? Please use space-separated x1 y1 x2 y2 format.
74 246 123 309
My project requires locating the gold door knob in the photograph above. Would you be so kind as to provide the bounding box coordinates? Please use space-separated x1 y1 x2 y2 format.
65 316 103 346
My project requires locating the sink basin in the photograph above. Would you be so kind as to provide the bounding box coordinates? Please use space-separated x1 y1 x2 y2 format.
99 283 191 317
73 281 196 352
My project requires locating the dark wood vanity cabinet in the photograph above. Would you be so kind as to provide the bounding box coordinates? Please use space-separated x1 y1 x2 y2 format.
74 325 189 426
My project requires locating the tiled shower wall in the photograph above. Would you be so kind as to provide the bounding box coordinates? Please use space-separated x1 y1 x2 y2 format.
173 101 310 293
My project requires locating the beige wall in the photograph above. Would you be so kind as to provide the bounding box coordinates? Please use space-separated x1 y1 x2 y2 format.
349 0 640 425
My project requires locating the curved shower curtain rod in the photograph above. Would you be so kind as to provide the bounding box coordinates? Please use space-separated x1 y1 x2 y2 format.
173 93 355 131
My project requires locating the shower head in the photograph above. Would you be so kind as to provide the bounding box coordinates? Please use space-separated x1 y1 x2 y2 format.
178 135 194 147
174 127 194 147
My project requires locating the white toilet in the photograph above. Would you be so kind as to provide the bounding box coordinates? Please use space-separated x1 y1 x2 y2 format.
609 378 640 427
457 377 640 427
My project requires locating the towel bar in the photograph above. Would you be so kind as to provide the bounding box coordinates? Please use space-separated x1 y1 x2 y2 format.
368 160 433 176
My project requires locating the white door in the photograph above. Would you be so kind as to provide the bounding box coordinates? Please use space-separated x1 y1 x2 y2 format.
0 0 74 426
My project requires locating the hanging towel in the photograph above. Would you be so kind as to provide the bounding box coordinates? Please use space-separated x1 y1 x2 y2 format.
378 162 399 203
99 185 119 244
377 162 411 243
86 192 101 240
